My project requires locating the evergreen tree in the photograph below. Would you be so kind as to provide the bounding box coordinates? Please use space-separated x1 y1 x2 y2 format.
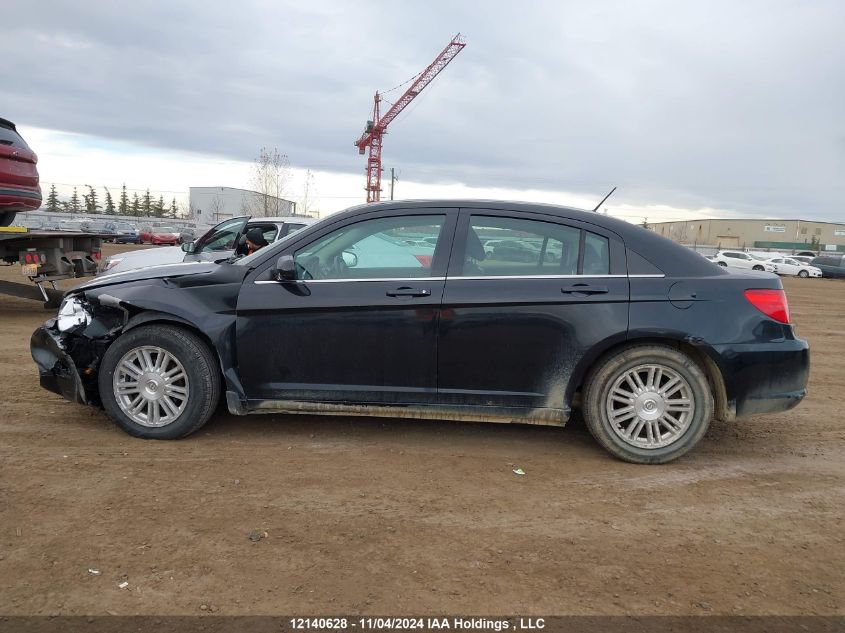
170 197 179 218
84 185 99 213
103 188 116 215
155 195 166 218
142 189 152 216
131 192 141 216
118 184 129 215
45 184 60 212
641 217 650 229
69 188 81 213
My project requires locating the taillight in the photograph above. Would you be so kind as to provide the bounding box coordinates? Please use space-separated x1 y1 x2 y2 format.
744 289 790 324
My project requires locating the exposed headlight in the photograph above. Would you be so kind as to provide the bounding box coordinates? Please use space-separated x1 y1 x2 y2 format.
57 297 91 332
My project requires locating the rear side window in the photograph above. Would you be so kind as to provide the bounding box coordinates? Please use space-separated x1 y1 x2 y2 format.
583 232 610 275
462 216 609 277
0 125 29 149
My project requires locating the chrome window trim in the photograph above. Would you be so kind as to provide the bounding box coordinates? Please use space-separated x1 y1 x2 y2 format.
255 277 447 284
253 273 663 285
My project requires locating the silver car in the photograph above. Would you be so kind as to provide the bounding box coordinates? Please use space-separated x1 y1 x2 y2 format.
100 216 315 275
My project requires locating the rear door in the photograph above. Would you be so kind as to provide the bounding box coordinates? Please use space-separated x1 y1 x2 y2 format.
437 208 629 411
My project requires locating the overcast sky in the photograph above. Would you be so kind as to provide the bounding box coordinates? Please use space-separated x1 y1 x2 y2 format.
3 0 844 221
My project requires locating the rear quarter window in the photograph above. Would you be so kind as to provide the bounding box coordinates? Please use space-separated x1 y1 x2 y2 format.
0 126 30 150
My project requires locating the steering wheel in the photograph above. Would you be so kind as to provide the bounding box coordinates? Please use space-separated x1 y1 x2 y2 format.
325 254 350 279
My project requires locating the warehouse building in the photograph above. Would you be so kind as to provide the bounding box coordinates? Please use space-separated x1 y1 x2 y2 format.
649 218 845 253
189 187 297 224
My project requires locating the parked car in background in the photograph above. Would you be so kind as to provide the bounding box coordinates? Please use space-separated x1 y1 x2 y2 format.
765 257 822 278
713 250 776 272
791 255 814 265
139 225 180 245
0 117 42 227
103 221 140 244
100 216 315 275
178 227 196 244
34 200 808 465
810 255 845 279
795 251 817 258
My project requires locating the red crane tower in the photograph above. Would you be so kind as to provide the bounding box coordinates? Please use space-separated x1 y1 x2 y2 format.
354 33 466 203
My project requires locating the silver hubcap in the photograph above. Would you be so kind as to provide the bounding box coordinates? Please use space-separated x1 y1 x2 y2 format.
113 346 189 427
606 364 694 449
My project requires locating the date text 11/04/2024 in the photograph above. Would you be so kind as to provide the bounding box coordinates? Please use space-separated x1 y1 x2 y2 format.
289 618 546 630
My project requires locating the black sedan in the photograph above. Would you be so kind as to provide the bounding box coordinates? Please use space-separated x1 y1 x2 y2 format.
30 201 809 463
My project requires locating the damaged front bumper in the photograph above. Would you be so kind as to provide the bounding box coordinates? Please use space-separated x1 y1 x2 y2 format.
31 321 90 404
30 296 125 406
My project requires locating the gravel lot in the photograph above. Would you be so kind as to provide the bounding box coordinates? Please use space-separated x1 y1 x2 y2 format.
0 245 842 615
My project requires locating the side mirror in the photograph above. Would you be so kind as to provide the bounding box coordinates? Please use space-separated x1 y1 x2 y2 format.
274 254 297 281
181 241 195 253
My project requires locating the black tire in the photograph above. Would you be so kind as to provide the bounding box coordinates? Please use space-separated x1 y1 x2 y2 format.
98 324 221 439
798 269 809 278
0 211 15 227
717 261 727 267
752 265 764 271
582 345 714 464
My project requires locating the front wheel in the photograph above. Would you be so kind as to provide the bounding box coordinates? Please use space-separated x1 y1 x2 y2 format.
98 324 221 439
798 269 809 278
582 345 714 464
752 265 764 271
717 261 727 267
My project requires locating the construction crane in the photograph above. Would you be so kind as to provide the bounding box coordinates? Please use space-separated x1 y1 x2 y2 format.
354 33 466 203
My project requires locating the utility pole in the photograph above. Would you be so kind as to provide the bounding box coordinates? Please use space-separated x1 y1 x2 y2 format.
389 168 398 200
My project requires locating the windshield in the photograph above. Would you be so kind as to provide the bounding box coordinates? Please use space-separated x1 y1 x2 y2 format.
156 227 177 233
748 253 769 260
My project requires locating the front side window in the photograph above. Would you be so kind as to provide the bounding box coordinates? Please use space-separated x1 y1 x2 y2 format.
294 215 444 280
195 217 247 253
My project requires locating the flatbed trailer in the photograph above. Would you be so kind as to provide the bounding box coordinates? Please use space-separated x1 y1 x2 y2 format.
0 226 103 308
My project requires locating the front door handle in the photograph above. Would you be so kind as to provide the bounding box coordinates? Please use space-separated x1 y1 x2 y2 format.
561 283 609 295
386 286 431 298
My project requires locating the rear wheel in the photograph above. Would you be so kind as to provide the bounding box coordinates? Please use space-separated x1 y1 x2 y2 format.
583 345 713 464
798 269 809 278
752 265 764 271
98 324 221 439
717 261 727 267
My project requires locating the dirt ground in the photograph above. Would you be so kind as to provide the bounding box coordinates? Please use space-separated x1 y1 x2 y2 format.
0 244 842 616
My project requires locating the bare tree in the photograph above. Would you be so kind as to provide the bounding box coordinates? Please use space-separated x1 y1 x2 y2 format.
208 194 225 222
248 146 291 217
299 169 319 218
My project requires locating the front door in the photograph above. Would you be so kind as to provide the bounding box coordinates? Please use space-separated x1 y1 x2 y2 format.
236 210 456 405
437 209 629 412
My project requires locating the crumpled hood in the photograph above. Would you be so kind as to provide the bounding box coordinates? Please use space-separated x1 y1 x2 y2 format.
75 261 221 292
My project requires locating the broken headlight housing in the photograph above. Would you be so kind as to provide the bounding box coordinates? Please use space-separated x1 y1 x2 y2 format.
57 296 91 332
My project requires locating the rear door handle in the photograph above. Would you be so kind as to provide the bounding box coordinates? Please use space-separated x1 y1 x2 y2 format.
386 286 431 298
561 283 609 295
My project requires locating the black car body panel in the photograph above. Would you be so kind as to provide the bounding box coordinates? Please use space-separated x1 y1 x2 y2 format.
31 200 809 435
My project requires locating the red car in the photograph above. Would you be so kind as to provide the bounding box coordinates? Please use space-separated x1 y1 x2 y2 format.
139 225 180 245
0 117 42 227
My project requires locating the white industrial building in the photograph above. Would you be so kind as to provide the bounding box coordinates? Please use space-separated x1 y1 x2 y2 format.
189 187 297 225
